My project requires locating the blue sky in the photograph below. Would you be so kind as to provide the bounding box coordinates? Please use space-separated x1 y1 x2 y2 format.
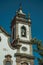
0 0 43 41
0 0 43 65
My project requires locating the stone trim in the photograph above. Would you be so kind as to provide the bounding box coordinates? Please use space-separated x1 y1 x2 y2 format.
16 56 34 65
19 40 31 44
11 38 32 45
0 26 10 36
15 53 34 59
16 19 31 26
3 59 13 65
5 54 12 58
21 62 28 65
3 54 13 65
11 38 34 50
11 15 31 28
11 38 21 48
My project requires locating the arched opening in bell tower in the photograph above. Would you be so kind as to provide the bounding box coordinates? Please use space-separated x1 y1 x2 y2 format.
21 26 26 37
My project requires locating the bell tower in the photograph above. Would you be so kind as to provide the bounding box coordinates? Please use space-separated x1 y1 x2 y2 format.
11 5 34 65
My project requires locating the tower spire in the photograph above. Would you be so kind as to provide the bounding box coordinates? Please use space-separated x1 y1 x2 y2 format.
28 13 31 22
16 3 25 16
19 2 22 10
28 13 30 18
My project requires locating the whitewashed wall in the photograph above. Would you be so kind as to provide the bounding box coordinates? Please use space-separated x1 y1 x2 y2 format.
0 31 17 65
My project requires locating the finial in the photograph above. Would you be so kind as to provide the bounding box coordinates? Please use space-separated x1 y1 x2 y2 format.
19 2 22 10
28 13 30 18
28 13 31 22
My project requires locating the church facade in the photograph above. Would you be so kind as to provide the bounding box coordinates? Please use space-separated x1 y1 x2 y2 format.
0 6 34 65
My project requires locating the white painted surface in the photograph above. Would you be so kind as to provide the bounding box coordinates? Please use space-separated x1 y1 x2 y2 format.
19 9 25 15
20 43 31 54
0 32 17 65
18 23 31 41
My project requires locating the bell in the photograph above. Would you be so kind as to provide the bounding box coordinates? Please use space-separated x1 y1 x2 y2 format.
22 32 24 35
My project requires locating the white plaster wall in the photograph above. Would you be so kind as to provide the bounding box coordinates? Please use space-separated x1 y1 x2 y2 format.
18 23 31 41
20 43 31 54
0 32 17 65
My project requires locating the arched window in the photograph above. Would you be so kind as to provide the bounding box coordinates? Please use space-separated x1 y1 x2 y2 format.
3 54 13 65
21 26 26 37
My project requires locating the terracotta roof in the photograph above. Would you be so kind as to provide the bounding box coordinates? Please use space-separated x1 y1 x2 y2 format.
0 26 11 37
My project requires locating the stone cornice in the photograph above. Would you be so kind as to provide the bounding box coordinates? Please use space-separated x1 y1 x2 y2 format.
14 53 35 59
